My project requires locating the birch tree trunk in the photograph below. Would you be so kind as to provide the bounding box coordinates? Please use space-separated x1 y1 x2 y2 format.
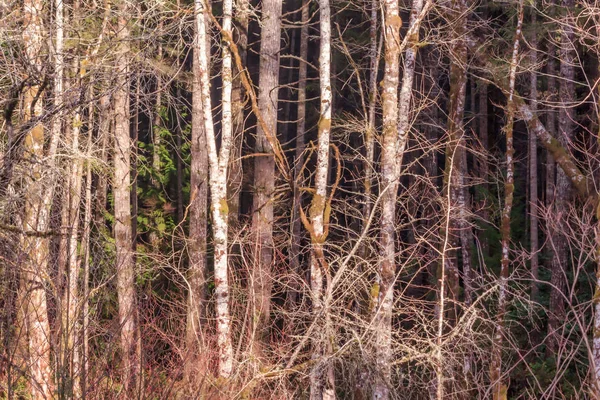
195 0 235 377
548 0 575 355
309 0 333 396
373 1 429 398
373 0 401 392
114 5 141 393
490 3 523 398
251 0 282 357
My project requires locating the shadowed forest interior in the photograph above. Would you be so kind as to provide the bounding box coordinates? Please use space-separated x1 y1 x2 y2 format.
3 0 600 398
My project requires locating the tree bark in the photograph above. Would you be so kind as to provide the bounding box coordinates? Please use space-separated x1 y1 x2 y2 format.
490 3 523 398
289 0 309 312
114 6 141 393
548 0 575 355
373 1 429 398
227 0 249 225
195 0 235 378
530 8 540 302
309 0 334 396
251 0 282 357
19 0 58 395
440 0 468 329
186 0 210 381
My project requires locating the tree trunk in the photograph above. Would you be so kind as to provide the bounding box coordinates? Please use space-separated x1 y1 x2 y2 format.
195 0 235 378
114 6 141 394
19 0 58 395
548 0 575 355
361 0 379 256
227 0 249 225
490 3 523 398
289 0 309 312
186 1 210 381
373 1 429 398
530 8 540 302
251 0 282 357
441 0 467 328
309 0 334 396
80 112 94 399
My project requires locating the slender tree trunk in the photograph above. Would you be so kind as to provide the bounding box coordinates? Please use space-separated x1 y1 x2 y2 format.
95 95 111 226
186 2 210 381
548 0 575 355
373 0 401 392
80 114 94 399
175 86 185 225
373 1 429 398
64 88 84 400
114 6 141 394
490 3 523 398
362 0 379 248
545 44 557 272
251 0 282 357
150 29 163 251
227 0 249 224
289 0 309 311
530 8 540 301
437 1 468 396
19 0 58 395
195 0 235 378
309 0 334 396
477 78 490 256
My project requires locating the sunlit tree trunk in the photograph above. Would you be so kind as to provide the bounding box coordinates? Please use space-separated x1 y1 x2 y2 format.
373 1 429 398
196 0 235 377
114 5 141 393
373 0 401 393
19 0 58 396
309 0 334 396
186 0 210 380
490 2 523 398
548 0 575 355
251 0 282 357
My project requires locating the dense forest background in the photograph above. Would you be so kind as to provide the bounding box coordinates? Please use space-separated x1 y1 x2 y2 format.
2 0 600 398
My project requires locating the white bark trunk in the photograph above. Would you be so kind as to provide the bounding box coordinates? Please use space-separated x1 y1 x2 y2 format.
373 1 428 398
195 0 235 377
309 0 333 396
